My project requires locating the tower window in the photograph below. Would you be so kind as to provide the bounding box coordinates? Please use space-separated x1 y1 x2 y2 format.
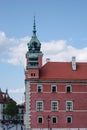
31 73 35 77
66 116 72 123
29 62 38 67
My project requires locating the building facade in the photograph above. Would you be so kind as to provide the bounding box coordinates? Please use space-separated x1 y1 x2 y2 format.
17 104 24 124
0 89 10 122
24 19 87 130
0 89 24 124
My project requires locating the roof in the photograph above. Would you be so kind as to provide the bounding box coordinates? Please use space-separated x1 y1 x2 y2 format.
18 103 24 108
0 89 15 104
27 16 41 53
39 62 87 81
0 91 5 103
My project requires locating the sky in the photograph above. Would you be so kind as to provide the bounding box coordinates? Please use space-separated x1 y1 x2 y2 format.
0 0 87 104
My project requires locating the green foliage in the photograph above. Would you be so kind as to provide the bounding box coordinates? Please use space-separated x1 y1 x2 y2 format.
4 100 18 119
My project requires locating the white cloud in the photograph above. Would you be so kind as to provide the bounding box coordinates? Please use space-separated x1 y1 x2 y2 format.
0 32 10 53
9 87 25 94
42 40 87 63
0 31 87 67
6 41 27 66
8 87 25 104
0 32 30 66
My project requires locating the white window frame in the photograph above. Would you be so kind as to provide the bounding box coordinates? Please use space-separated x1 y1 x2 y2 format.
51 85 57 93
36 101 43 111
37 116 43 124
66 116 72 123
66 101 73 111
66 84 72 93
37 85 43 92
51 101 58 111
52 116 58 124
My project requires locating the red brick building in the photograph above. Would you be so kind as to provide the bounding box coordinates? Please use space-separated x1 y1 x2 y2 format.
24 18 87 130
0 89 15 122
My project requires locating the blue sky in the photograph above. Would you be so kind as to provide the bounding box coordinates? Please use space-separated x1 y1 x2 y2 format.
0 0 87 103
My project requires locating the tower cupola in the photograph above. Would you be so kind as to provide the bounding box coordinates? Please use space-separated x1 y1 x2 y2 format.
27 16 41 52
25 17 43 79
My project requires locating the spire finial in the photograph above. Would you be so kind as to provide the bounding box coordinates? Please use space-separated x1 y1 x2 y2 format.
33 16 36 37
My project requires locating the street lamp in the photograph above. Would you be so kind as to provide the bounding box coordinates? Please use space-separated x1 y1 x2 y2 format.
47 115 51 130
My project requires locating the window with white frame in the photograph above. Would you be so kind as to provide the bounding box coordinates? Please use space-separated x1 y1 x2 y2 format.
37 85 43 92
37 116 43 124
52 116 57 124
66 116 72 123
66 84 72 93
66 101 73 111
36 101 43 111
51 101 58 111
52 85 57 92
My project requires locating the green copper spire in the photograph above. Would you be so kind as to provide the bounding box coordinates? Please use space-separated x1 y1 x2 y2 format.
27 16 41 53
33 16 36 37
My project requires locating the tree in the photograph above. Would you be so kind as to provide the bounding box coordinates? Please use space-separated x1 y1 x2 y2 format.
4 99 18 121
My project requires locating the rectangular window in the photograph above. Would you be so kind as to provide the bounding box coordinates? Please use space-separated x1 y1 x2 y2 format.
66 101 73 111
52 116 57 124
66 116 72 123
52 85 57 92
66 84 72 93
37 85 42 92
37 116 43 124
51 101 58 111
36 101 43 111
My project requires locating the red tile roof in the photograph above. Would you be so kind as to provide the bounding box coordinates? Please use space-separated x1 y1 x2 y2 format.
0 91 4 103
39 62 87 81
0 90 14 103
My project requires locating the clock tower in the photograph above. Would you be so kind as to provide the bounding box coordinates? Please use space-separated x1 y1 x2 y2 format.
25 17 43 80
24 17 43 130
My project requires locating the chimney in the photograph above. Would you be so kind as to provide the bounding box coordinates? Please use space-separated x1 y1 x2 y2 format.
46 58 50 63
72 56 76 71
